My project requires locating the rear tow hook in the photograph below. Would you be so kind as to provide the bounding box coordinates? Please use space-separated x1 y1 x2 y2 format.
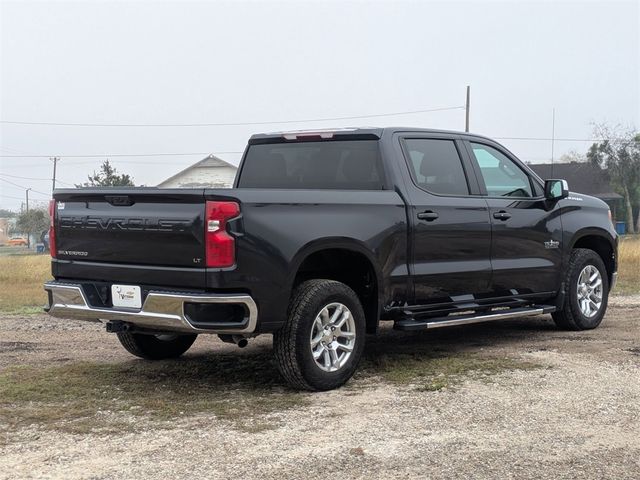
105 320 131 333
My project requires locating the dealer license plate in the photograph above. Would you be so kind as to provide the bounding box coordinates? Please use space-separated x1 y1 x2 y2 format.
111 284 142 309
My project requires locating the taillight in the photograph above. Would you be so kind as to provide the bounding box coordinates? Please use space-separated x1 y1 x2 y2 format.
205 201 240 268
48 199 57 258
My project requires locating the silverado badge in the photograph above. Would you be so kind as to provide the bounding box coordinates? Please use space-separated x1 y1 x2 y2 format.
544 240 560 249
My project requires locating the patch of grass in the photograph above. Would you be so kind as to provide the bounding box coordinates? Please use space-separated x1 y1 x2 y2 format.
358 347 540 392
416 379 448 392
616 235 640 295
0 353 309 436
0 254 50 313
0 339 540 437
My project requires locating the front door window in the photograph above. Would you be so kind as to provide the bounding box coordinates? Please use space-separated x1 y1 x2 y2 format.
470 143 533 198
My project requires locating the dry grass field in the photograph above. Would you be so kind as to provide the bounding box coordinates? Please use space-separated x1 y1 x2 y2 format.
0 236 639 314
0 255 51 313
617 235 640 295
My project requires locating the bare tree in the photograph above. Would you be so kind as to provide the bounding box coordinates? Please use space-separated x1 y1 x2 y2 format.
587 124 640 233
558 150 586 163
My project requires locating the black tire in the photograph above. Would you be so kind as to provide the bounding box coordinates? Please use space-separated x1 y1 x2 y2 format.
552 248 609 331
273 279 366 391
117 332 197 360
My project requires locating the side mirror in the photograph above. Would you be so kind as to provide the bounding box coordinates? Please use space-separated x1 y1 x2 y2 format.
544 179 569 200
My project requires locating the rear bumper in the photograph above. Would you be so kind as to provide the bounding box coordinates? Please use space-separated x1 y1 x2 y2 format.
44 281 258 335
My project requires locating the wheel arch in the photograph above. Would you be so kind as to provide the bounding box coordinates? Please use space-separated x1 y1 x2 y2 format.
288 238 383 334
569 228 617 285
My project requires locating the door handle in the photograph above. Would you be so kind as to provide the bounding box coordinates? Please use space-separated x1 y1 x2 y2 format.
493 211 511 221
417 210 439 221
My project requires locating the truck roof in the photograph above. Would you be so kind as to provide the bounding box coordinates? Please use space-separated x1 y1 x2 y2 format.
248 127 496 144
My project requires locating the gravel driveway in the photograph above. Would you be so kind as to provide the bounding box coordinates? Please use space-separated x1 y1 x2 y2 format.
1 296 639 479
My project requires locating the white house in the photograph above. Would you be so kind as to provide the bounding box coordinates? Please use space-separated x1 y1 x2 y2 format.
158 155 238 188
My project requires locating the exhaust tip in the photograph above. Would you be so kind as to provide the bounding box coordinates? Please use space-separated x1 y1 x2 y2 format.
218 334 249 348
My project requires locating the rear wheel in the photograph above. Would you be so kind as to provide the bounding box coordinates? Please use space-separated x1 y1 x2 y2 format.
117 332 197 359
552 248 609 331
274 279 366 391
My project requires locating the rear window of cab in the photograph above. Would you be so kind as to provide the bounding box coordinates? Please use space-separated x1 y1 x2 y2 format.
238 140 384 190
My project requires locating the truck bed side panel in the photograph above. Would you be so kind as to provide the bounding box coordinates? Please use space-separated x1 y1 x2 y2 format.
207 188 409 331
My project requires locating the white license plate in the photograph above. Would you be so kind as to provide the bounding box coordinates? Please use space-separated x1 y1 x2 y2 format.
111 284 142 309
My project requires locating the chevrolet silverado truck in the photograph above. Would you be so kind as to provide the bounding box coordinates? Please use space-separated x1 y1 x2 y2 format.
44 127 618 391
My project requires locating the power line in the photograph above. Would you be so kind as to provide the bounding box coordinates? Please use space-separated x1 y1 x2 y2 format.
0 194 25 201
0 177 50 197
5 159 239 168
0 134 617 162
0 151 242 158
495 136 602 142
61 159 220 166
1 185 50 198
0 177 34 189
0 105 465 127
0 145 36 154
0 172 51 181
0 137 609 160
53 179 75 186
0 172 74 185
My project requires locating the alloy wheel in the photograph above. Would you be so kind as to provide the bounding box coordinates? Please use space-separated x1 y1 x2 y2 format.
309 302 356 372
576 264 603 318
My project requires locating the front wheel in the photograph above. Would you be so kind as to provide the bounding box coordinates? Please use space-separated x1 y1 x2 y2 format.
274 280 366 391
117 332 198 359
552 248 609 331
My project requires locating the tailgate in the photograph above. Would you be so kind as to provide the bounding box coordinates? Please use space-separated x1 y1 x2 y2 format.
54 188 206 268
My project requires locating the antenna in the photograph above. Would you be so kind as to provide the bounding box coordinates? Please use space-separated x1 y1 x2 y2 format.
465 86 470 132
551 108 556 177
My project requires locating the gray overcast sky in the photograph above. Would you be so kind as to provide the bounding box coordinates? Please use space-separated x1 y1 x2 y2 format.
1 0 638 210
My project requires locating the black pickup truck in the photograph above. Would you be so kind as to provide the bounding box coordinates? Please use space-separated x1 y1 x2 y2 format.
45 127 618 390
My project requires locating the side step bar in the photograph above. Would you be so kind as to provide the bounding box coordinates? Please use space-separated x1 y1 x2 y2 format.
394 305 556 331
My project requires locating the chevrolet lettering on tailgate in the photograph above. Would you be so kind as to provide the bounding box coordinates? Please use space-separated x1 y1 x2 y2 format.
58 216 193 232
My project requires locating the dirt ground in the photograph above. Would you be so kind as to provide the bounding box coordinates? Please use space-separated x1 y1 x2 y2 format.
1 296 639 480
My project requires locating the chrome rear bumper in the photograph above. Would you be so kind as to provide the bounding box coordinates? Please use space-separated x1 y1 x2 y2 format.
44 281 258 334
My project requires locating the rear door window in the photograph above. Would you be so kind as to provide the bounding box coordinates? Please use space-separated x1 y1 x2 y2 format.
238 140 384 190
402 138 470 196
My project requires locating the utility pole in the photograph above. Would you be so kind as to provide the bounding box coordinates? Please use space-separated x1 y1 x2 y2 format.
550 108 556 177
25 188 31 249
51 157 59 192
465 85 470 132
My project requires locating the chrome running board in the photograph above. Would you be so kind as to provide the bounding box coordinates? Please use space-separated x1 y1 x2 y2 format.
394 305 556 331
